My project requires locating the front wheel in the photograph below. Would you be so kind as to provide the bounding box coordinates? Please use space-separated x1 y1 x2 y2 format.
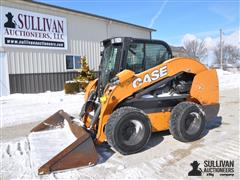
105 107 151 155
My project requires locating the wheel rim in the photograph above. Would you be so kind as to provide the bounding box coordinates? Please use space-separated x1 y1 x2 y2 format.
119 119 145 146
185 112 202 135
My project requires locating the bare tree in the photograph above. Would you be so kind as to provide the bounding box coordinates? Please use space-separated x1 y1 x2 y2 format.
214 43 240 65
183 39 208 61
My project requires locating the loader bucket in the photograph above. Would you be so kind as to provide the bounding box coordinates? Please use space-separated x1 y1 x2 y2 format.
30 110 98 175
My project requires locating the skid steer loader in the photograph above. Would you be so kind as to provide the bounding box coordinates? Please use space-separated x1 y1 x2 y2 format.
30 37 219 174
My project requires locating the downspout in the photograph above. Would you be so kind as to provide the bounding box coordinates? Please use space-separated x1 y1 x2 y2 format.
106 20 112 38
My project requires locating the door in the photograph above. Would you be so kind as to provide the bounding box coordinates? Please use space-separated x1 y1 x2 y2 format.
0 52 10 96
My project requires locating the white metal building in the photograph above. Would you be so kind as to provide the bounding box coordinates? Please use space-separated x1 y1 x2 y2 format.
0 0 154 96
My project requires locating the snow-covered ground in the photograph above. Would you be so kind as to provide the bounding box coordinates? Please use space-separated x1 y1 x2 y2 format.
1 69 239 129
217 69 240 90
1 69 240 179
0 91 85 128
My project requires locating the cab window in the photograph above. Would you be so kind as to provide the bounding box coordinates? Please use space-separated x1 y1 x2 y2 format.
126 43 144 73
145 43 171 69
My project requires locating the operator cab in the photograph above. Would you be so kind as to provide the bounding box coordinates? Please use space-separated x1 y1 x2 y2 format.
99 37 173 93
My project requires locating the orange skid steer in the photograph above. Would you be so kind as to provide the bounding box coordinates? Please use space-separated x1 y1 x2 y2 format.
30 37 219 174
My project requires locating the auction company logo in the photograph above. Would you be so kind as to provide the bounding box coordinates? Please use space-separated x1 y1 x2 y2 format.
188 160 235 177
1 6 67 49
4 12 16 29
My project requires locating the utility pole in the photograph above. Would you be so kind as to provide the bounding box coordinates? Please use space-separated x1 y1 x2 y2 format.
220 29 223 69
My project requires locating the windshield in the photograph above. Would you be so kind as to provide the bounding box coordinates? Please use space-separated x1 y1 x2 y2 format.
101 45 119 72
99 43 122 94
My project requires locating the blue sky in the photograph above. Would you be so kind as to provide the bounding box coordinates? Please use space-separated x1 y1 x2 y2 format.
37 0 239 46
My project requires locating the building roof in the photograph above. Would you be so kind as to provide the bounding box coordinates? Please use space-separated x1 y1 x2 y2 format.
24 0 156 32
171 46 187 57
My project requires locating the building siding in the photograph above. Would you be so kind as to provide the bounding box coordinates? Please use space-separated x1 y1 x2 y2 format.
7 40 101 74
3 0 150 75
1 0 152 94
9 72 79 93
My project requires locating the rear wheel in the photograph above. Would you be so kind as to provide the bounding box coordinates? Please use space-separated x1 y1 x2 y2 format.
105 107 151 155
169 102 206 142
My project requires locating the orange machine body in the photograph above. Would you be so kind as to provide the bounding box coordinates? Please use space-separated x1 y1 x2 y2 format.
84 57 219 143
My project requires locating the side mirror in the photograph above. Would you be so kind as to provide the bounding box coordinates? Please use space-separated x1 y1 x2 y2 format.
100 51 103 56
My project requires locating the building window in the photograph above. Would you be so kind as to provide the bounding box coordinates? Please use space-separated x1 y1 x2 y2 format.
66 55 81 70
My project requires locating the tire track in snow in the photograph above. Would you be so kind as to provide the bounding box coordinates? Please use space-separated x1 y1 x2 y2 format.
17 142 23 155
1 137 35 179
6 144 11 157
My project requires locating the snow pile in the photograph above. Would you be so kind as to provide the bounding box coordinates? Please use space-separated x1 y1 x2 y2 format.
29 121 77 175
217 69 240 90
0 91 85 128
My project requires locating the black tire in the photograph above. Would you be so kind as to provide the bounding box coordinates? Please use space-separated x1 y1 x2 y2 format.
105 106 151 155
169 102 206 142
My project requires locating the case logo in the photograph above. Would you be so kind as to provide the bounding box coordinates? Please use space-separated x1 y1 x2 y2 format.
132 65 168 88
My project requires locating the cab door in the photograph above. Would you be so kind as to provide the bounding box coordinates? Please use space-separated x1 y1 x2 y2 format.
144 43 172 70
123 40 172 74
